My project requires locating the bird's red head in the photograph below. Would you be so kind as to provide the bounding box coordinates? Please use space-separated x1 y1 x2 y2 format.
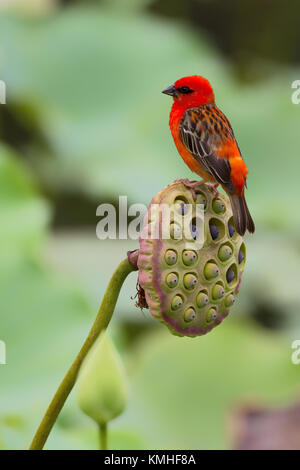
162 75 215 108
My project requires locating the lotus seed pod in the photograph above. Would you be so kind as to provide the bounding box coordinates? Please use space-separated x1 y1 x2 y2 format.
76 333 128 425
184 307 196 322
137 181 246 337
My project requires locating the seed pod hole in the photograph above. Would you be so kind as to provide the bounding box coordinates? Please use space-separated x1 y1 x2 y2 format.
170 222 182 240
209 218 225 241
226 264 237 285
190 217 203 241
164 249 178 266
218 243 233 262
212 283 225 300
183 273 198 290
174 196 189 216
171 294 184 311
166 272 179 288
212 198 225 214
196 192 207 210
204 260 220 280
238 243 246 265
184 307 196 323
228 217 236 238
182 250 198 266
196 290 209 308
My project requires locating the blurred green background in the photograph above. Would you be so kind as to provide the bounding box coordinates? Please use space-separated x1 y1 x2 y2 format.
1 0 300 450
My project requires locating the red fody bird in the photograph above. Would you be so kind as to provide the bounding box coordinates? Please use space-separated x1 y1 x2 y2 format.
162 75 255 236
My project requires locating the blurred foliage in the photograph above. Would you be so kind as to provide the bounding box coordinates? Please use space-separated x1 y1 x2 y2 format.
0 1 300 450
151 0 300 81
0 4 298 233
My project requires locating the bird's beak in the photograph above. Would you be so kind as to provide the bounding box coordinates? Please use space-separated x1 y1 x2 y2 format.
162 84 177 97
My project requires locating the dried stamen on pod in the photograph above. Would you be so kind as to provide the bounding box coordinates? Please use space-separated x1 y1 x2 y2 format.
138 181 246 337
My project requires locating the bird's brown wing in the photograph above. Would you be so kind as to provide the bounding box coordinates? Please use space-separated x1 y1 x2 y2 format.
179 105 236 193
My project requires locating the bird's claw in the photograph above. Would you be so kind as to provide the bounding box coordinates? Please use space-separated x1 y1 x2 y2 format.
173 179 206 201
210 183 220 196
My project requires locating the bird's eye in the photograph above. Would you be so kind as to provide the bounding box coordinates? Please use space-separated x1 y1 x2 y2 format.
178 86 193 94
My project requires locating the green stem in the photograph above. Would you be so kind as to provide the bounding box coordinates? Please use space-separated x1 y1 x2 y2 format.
29 257 136 450
99 423 108 450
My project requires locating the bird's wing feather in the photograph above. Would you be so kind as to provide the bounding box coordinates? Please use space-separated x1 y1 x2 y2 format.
179 106 237 192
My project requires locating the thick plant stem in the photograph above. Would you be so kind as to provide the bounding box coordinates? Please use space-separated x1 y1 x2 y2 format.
99 423 108 450
29 257 136 450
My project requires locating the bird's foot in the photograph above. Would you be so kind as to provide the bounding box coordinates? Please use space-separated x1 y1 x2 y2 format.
210 183 220 196
173 178 206 201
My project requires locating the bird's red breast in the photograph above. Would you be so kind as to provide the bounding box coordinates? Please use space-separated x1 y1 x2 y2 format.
168 76 248 197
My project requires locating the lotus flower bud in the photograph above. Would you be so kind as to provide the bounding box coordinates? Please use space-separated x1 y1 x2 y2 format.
76 333 128 424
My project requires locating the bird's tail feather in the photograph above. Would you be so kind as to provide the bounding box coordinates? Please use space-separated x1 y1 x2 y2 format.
229 193 255 236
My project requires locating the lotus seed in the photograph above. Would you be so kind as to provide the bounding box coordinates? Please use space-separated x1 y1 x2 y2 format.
212 198 225 214
184 307 196 322
204 262 219 280
225 294 235 307
137 181 246 337
218 244 233 262
238 249 245 264
171 295 183 311
190 222 199 240
209 223 219 240
183 273 198 290
212 284 225 300
182 250 197 266
196 292 209 308
175 199 188 215
207 308 218 322
165 250 177 265
226 267 236 284
228 222 235 238
166 272 179 288
170 223 182 240
196 193 207 209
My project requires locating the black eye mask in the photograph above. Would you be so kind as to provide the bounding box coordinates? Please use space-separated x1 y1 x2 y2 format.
177 86 194 94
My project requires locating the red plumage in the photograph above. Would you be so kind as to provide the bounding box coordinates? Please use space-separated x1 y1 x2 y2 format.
163 75 255 236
